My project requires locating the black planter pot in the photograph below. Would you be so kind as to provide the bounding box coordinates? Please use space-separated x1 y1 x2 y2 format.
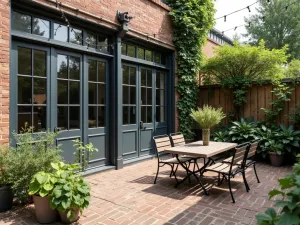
0 185 13 212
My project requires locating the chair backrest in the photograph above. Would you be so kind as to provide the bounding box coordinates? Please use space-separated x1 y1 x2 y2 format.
231 142 250 170
170 132 185 147
153 135 172 155
247 140 260 158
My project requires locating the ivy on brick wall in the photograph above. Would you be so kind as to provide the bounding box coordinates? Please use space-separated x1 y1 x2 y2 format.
167 0 215 138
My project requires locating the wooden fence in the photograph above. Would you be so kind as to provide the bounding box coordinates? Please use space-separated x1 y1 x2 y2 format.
197 83 300 126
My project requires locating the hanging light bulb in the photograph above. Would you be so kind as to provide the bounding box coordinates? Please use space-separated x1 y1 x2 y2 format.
234 26 237 31
267 0 270 3
224 15 227 22
285 5 288 10
247 6 251 13
248 22 251 27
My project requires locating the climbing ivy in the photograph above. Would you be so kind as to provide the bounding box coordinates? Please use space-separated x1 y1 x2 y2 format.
167 0 215 138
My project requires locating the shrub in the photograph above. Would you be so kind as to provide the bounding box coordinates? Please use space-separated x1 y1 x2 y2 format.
7 126 62 203
228 118 258 143
289 104 300 126
190 105 226 129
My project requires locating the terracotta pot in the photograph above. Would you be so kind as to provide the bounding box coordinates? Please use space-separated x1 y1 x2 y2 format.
0 185 13 212
202 129 210 146
269 152 284 167
33 195 58 224
59 208 80 224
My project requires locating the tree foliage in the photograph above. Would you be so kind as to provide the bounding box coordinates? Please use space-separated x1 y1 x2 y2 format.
167 0 215 138
244 0 300 60
285 59 300 79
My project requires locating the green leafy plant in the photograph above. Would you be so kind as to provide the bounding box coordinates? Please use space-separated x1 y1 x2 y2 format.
190 105 225 129
49 162 90 219
28 172 57 197
166 0 215 139
72 139 98 171
289 104 300 126
7 125 62 203
256 125 278 158
228 118 258 143
262 83 294 125
256 156 300 225
0 145 13 187
212 130 230 142
268 140 284 155
275 125 300 155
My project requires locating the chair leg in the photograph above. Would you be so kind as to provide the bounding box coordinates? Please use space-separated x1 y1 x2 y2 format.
253 164 260 183
242 171 250 192
228 177 235 203
154 164 160 184
193 160 196 172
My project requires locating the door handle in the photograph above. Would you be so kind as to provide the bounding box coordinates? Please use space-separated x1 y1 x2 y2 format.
140 121 144 129
54 127 62 132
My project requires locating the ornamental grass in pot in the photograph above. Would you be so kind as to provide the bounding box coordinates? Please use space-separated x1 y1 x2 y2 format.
190 105 226 146
29 172 58 224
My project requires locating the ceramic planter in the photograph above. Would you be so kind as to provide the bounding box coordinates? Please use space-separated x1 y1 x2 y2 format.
202 129 210 146
59 208 80 224
33 195 58 224
269 152 284 167
0 185 13 212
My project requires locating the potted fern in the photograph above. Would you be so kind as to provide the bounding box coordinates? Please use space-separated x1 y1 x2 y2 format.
191 105 226 146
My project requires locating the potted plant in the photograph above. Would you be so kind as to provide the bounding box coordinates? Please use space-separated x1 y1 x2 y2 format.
0 145 13 212
190 105 226 146
268 141 285 167
50 162 90 224
28 171 58 224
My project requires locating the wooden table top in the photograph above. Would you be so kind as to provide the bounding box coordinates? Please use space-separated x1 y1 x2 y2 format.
164 141 237 158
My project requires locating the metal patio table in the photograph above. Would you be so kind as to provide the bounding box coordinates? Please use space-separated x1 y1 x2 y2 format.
164 141 237 195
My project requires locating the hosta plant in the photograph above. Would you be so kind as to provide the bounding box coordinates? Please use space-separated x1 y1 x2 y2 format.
212 130 230 142
256 125 278 158
190 105 226 129
275 125 300 155
50 162 90 220
228 118 258 143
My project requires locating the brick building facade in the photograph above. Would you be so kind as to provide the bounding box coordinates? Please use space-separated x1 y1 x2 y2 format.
1 0 231 171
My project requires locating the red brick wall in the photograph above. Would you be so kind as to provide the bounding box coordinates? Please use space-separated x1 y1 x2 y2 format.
0 0 10 143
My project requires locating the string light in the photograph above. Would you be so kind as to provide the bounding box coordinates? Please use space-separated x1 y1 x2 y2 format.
224 15 226 22
247 6 251 13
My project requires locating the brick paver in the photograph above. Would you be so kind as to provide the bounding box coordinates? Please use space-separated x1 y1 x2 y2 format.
0 159 291 225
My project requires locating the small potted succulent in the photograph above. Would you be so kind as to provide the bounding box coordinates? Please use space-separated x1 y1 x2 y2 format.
190 105 226 146
50 162 90 224
268 141 285 167
0 145 13 212
29 171 58 223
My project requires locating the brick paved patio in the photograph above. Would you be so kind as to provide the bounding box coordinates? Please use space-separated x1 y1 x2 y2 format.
0 158 291 225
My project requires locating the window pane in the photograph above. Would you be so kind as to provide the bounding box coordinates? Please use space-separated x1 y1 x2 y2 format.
129 67 136 85
138 48 144 59
34 106 46 132
129 106 136 124
98 62 106 83
161 54 167 65
141 69 146 86
18 106 32 133
127 45 136 57
156 90 165 106
12 12 31 33
123 66 129 84
156 106 165 122
69 106 80 129
88 106 97 128
141 87 146 105
18 76 31 104
147 70 152 87
154 52 161 64
86 33 97 48
54 23 68 42
69 56 80 80
123 106 128 125
18 47 32 75
145 50 152 62
156 72 165 89
98 106 105 127
141 106 146 123
57 55 68 79
32 18 50 38
34 50 46 77
147 106 152 123
123 86 129 104
88 60 97 82
57 106 68 130
130 87 136 104
88 83 97 104
147 88 152 105
33 78 46 104
70 81 80 104
57 80 68 104
98 84 105 104
121 43 127 55
98 36 108 51
70 28 82 45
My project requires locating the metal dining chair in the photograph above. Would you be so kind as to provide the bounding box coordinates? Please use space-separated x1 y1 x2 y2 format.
153 135 193 184
203 143 250 203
